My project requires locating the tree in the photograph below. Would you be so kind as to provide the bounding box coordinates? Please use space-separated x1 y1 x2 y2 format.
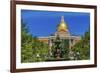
32 37 49 62
72 30 90 60
21 20 49 62
21 20 34 62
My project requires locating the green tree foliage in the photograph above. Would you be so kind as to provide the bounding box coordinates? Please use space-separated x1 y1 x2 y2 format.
21 21 33 62
21 21 49 63
72 31 90 60
32 37 49 62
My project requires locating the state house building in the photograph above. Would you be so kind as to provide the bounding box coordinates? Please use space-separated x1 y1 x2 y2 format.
38 16 81 56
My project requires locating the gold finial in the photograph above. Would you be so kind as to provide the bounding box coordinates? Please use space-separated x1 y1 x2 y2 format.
57 16 68 32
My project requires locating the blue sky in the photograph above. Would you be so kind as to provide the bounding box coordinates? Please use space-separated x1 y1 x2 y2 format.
21 10 90 37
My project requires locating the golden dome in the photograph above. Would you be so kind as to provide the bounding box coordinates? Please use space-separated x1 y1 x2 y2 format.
57 16 68 32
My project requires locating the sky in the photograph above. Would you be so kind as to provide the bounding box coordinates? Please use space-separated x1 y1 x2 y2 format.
21 9 90 37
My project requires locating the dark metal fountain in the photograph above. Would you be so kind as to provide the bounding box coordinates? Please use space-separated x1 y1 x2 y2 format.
53 35 62 59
